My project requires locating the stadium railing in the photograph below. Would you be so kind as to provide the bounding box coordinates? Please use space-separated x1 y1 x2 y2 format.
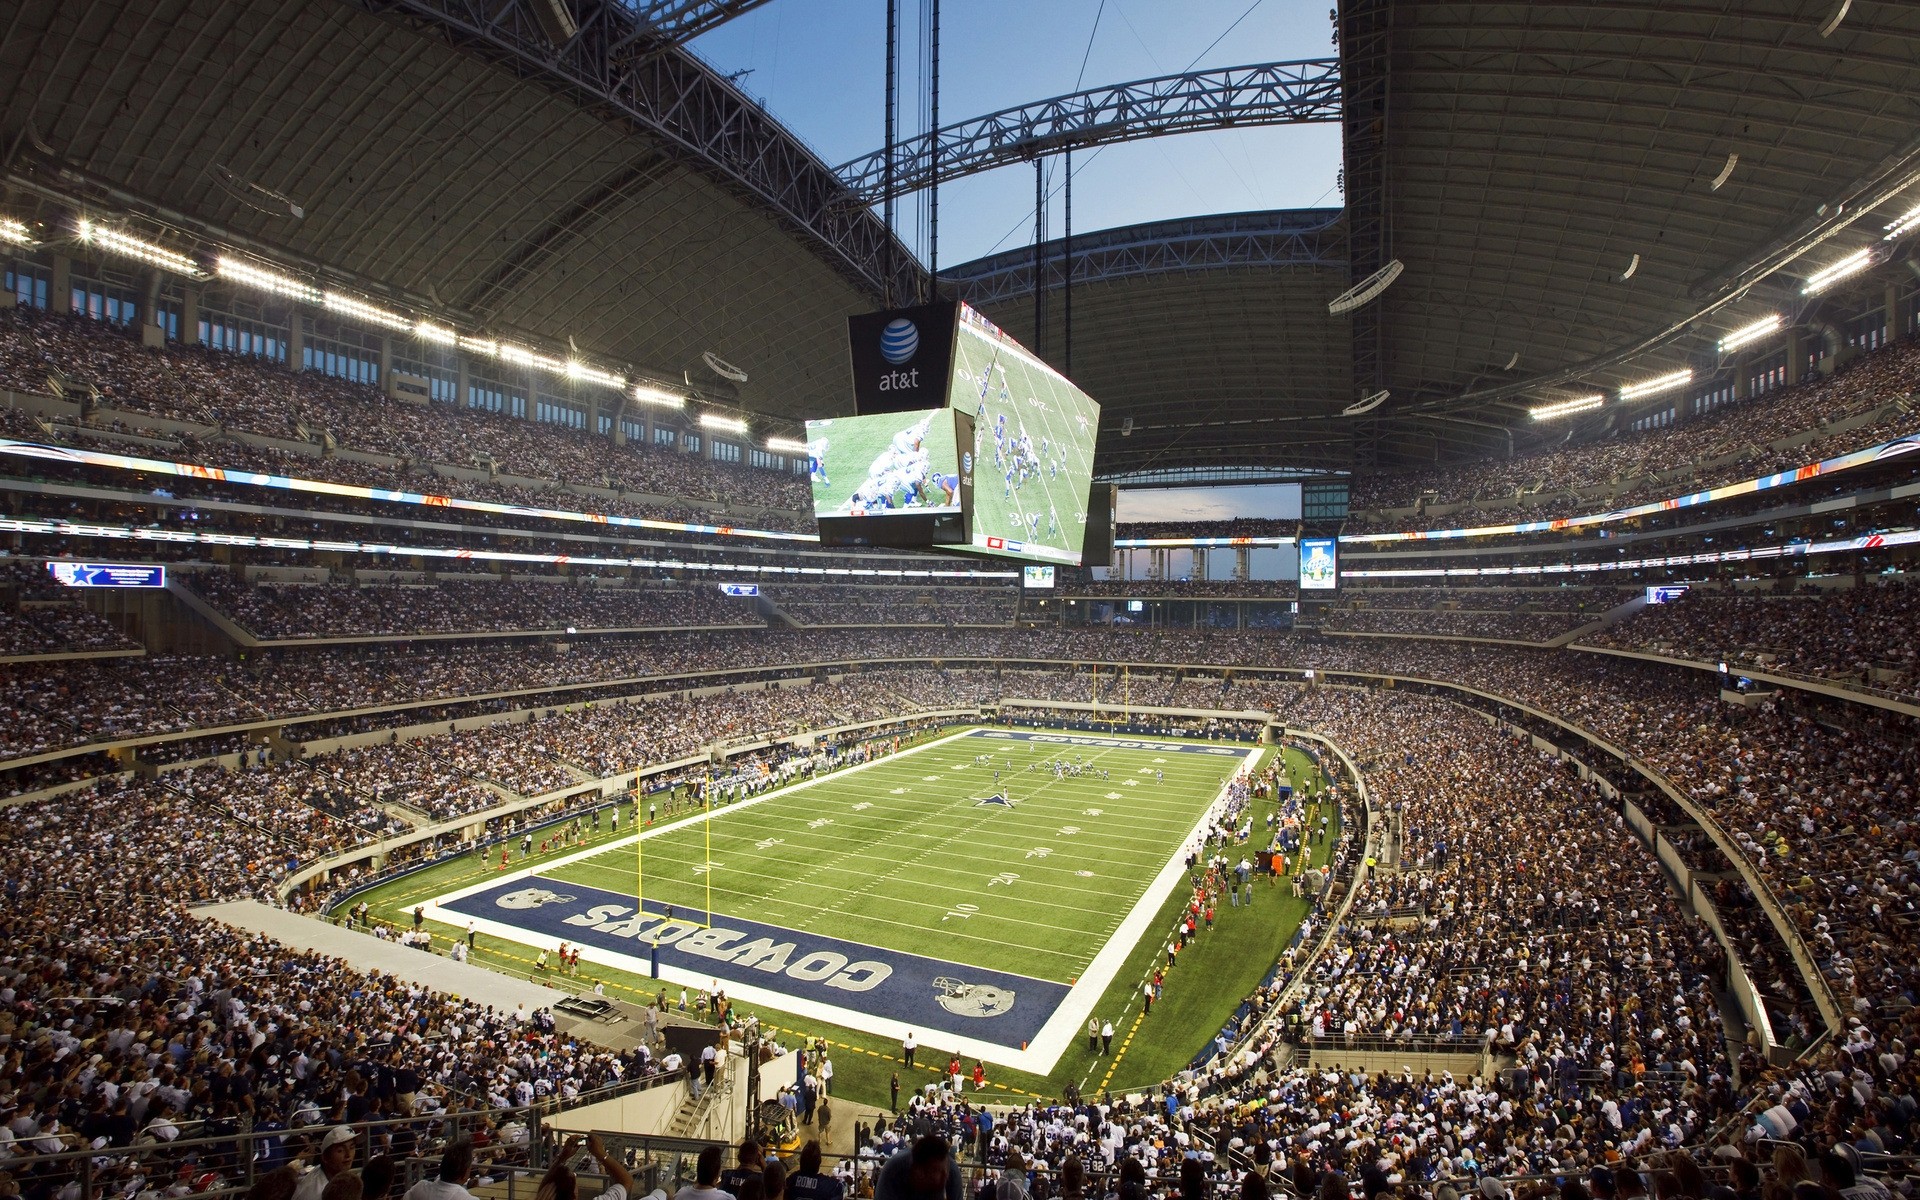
10 1107 721 1200
1573 643 1920 717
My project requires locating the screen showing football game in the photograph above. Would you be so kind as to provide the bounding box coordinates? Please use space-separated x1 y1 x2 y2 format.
1023 565 1056 589
950 302 1101 565
805 408 966 517
1299 537 1339 590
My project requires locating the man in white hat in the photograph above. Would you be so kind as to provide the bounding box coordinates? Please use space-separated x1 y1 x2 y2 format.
294 1127 356 1200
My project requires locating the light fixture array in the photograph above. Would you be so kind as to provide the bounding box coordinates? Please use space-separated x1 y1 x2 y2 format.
1802 248 1874 295
1618 368 1693 402
1528 394 1604 421
1883 202 1920 241
630 384 687 409
699 413 750 434
1717 313 1782 355
17 208 780 437
75 219 204 277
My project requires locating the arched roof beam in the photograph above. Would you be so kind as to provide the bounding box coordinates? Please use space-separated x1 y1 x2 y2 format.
619 0 778 46
834 60 1341 202
351 0 922 302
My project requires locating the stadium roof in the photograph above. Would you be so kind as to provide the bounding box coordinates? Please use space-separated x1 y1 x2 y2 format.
0 0 914 416
951 0 1920 473
4 0 1920 474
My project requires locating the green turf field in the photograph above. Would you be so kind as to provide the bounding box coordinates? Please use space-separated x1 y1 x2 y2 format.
345 726 1342 1105
547 730 1247 984
806 410 962 516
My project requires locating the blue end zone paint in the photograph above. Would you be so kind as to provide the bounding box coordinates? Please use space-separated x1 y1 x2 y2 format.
963 729 1252 757
443 876 1068 1049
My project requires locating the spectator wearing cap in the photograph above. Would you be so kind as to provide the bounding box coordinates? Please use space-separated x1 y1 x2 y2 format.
295 1128 357 1200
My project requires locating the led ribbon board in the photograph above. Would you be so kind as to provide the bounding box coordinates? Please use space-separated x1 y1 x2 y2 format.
0 439 819 545
1342 433 1920 545
1340 528 1920 578
1105 432 1919 549
0 518 1017 578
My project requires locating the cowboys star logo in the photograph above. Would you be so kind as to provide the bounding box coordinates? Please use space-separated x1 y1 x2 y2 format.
494 887 577 910
933 976 1015 1019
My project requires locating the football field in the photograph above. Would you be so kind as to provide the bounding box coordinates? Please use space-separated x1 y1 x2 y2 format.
422 728 1255 1072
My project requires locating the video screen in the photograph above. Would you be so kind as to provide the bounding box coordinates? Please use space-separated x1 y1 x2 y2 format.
48 562 166 588
950 302 1100 565
806 409 965 517
1299 538 1339 591
1023 565 1056 589
1116 482 1302 524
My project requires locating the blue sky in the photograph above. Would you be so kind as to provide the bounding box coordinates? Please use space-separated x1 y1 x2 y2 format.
688 0 1344 266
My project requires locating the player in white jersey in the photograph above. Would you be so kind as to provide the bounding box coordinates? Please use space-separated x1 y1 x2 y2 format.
847 412 935 511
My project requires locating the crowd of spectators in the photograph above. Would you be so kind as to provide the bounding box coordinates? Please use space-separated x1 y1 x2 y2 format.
1348 336 1920 515
1342 588 1635 615
0 628 1916 1200
189 574 765 640
6 611 1919 769
764 585 1018 627
0 750 121 798
427 722 589 798
1317 608 1586 643
172 760 409 857
0 774 666 1198
0 603 141 656
0 307 811 518
1268 689 1730 1080
1583 581 1920 698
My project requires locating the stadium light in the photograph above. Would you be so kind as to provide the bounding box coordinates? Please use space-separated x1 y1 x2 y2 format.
0 218 34 247
565 360 626 390
321 291 412 332
499 343 564 373
76 219 204 277
765 436 809 454
217 256 320 302
1718 314 1782 354
1617 368 1692 402
414 321 458 346
1883 202 1920 241
1801 247 1874 294
457 335 499 357
1529 394 1604 421
631 383 686 408
699 413 749 434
